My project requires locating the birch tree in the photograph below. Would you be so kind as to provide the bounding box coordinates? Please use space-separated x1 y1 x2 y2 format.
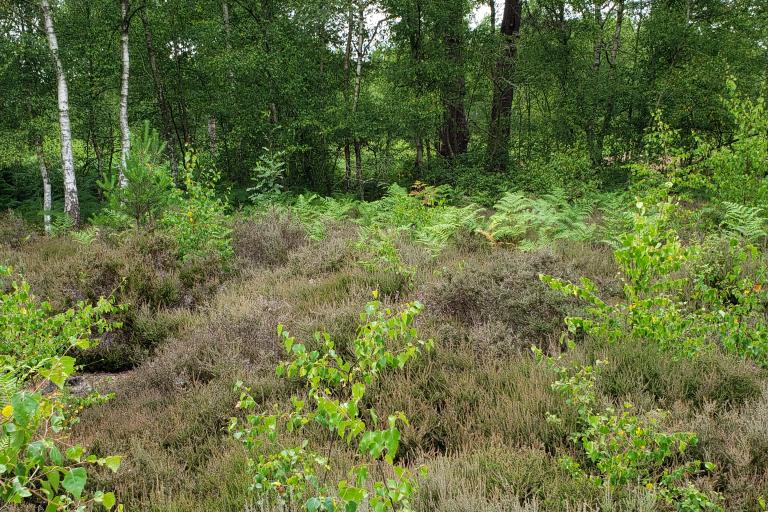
40 0 79 226
35 139 52 235
352 0 366 199
119 0 131 188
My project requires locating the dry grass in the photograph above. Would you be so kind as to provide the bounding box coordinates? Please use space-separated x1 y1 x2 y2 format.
5 212 766 511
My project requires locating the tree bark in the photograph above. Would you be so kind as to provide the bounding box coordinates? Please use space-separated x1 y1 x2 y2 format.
353 0 365 198
35 140 52 235
222 1 234 83
139 7 179 180
208 116 217 154
41 0 79 226
415 136 423 169
343 2 354 191
118 0 130 188
592 1 604 72
487 0 521 173
490 0 496 32
437 7 470 159
609 0 624 67
594 0 625 164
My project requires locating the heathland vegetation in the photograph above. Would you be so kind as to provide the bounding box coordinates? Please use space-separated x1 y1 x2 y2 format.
2 0 768 510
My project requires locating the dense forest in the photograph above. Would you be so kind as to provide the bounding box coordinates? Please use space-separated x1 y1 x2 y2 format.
2 0 768 511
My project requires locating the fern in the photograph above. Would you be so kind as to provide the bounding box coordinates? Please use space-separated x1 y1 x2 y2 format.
71 226 100 246
290 193 355 240
414 205 482 255
481 191 535 244
482 189 597 247
721 201 767 242
0 372 15 408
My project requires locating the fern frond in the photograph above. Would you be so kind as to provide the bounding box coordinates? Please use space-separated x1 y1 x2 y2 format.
721 201 767 242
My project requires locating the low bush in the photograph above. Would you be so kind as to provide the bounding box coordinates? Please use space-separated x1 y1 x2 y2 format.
232 209 308 267
543 196 768 367
424 249 589 353
231 293 434 511
0 266 123 509
535 349 722 510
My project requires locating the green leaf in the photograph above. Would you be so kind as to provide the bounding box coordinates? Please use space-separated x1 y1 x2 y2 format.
102 492 117 510
306 497 322 512
39 356 76 389
11 391 39 425
104 455 122 473
62 467 87 498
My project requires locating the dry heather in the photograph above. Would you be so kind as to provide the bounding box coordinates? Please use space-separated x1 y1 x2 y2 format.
3 213 766 511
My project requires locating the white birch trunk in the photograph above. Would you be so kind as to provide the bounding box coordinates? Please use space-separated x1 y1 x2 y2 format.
41 0 79 226
119 0 131 187
36 143 52 235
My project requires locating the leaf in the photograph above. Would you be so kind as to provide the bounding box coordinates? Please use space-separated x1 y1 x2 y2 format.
39 356 76 389
11 391 39 425
104 455 122 473
306 497 322 512
62 467 87 498
102 492 117 510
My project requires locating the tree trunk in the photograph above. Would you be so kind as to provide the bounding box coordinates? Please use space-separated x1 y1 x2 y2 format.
490 0 496 32
343 2 354 191
222 1 234 83
487 0 521 173
353 1 365 197
354 141 364 199
41 0 79 226
208 116 217 154
35 140 52 235
592 1 604 72
594 0 625 164
415 136 424 169
437 7 470 159
609 0 624 67
139 7 179 180
118 0 130 188
344 143 352 191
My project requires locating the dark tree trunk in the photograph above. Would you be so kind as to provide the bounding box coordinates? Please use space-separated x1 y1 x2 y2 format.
437 6 470 159
139 7 180 179
343 2 354 191
438 75 469 158
487 0 521 173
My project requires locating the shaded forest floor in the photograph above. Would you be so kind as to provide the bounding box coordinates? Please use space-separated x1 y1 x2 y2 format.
2 211 767 511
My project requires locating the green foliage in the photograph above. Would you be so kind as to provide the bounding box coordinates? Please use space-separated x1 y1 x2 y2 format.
706 82 768 205
248 148 286 203
356 227 415 284
0 266 123 509
0 268 122 375
720 201 767 243
289 193 356 240
100 122 175 227
479 189 607 248
542 196 768 366
71 226 100 246
161 148 233 263
535 350 721 511
231 293 434 511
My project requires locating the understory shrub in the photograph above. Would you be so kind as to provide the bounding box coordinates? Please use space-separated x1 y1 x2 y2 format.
231 293 434 511
535 349 721 511
542 196 768 366
0 266 123 509
162 154 233 264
